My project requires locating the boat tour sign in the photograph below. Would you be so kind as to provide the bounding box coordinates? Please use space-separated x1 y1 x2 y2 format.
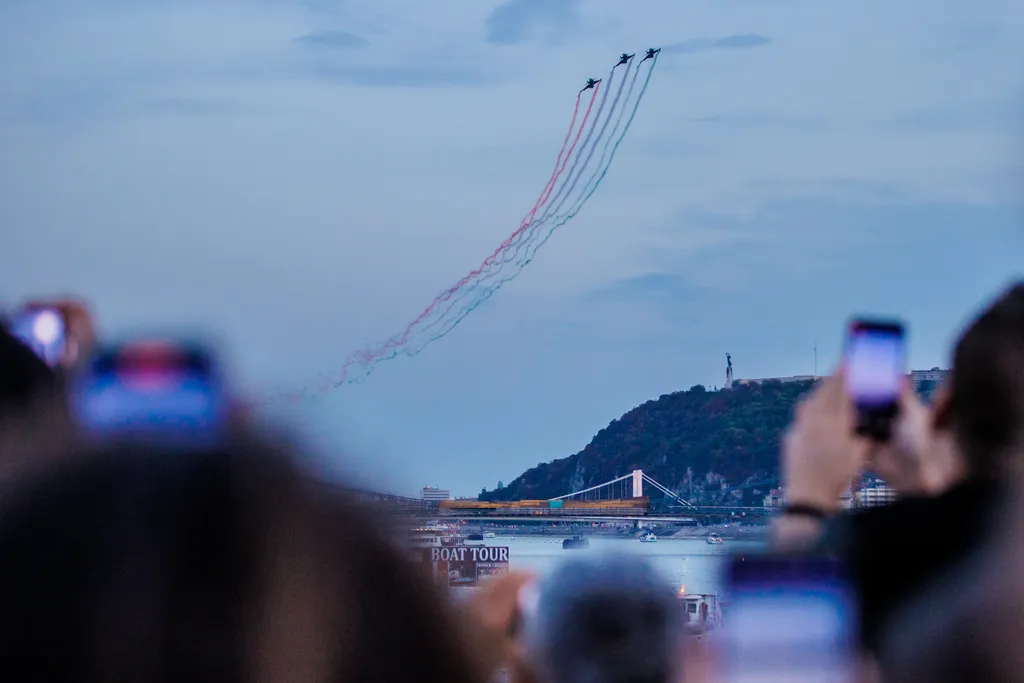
417 545 510 587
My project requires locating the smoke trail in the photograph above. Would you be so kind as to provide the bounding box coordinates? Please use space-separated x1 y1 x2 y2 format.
423 60 638 331
519 67 616 238
332 84 603 384
260 58 657 398
352 56 660 378
419 64 630 336
574 59 644 215
530 58 632 229
417 58 644 343
515 90 585 236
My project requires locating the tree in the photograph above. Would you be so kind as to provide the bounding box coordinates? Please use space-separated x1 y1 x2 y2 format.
497 480 504 489
480 379 936 502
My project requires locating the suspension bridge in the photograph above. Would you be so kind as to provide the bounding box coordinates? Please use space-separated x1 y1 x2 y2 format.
351 470 780 521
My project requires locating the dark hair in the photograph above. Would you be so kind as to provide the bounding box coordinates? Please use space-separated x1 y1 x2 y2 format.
0 327 57 416
949 280 1024 478
0 433 484 683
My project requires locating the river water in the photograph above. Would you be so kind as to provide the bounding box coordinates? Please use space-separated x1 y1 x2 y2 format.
482 536 765 595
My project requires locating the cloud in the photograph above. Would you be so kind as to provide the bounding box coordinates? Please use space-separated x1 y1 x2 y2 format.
484 0 582 46
592 272 709 302
308 62 489 87
714 34 772 50
662 34 772 55
294 30 369 49
1 0 1022 497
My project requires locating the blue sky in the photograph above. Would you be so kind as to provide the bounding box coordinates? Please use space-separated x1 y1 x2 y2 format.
2 0 1023 496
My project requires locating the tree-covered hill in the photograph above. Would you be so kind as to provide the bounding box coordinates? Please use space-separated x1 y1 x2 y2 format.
481 378 943 505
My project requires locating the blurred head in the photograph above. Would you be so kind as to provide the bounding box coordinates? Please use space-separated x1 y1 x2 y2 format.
944 281 1024 479
0 431 485 683
522 552 683 683
0 326 58 416
0 326 74 481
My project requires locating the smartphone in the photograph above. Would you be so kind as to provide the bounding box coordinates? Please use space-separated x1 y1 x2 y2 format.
718 554 858 683
70 339 228 447
844 318 906 441
9 307 66 368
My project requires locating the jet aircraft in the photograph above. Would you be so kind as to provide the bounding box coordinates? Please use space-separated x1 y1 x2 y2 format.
581 78 600 91
616 52 635 66
640 48 661 62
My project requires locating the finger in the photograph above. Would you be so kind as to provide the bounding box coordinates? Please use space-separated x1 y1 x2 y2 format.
817 366 848 414
466 571 535 628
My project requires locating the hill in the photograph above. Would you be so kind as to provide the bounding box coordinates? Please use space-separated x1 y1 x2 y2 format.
480 379 943 506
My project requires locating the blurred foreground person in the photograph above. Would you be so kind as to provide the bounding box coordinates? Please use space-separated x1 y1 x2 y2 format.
773 280 1024 654
0 325 74 481
520 552 684 683
0 430 487 683
881 473 1024 683
463 571 538 683
0 297 100 477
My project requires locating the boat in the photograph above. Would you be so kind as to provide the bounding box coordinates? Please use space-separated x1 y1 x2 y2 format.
483 531 496 539
562 535 590 550
465 533 484 542
678 592 722 634
640 531 658 543
706 533 723 545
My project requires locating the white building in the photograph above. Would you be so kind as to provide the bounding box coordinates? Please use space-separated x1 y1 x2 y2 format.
909 368 950 388
764 485 856 509
856 482 897 508
421 486 452 502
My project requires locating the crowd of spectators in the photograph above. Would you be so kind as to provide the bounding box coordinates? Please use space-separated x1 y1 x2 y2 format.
0 280 1020 682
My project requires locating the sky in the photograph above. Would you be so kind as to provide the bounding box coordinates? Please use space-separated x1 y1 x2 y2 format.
2 0 1023 497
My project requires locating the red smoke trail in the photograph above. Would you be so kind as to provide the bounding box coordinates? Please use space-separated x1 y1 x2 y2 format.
515 90 583 234
337 84 603 377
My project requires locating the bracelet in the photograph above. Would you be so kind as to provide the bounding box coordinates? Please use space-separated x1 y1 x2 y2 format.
781 503 831 520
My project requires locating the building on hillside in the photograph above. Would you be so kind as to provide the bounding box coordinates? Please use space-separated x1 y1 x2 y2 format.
909 368 951 388
764 486 856 509
855 481 896 508
421 486 452 502
735 375 818 386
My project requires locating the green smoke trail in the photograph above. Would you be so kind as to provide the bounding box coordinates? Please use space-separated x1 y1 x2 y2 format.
341 54 661 383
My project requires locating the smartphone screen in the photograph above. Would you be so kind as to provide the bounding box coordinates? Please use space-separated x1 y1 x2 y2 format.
71 340 227 446
844 319 905 439
9 307 66 368
717 555 857 683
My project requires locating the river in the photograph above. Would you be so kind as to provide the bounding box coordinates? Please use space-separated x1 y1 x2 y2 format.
481 536 765 595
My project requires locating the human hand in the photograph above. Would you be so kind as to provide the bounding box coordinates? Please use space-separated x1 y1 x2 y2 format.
463 571 538 683
19 297 97 371
866 380 962 495
782 369 870 512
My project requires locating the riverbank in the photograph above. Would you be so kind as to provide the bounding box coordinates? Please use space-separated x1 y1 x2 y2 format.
455 521 769 542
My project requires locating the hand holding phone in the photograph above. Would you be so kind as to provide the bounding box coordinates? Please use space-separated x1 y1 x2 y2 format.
70 339 228 448
9 307 67 368
844 319 906 441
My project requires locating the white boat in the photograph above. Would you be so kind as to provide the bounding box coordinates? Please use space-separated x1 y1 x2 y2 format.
706 533 723 545
483 531 496 538
640 531 658 543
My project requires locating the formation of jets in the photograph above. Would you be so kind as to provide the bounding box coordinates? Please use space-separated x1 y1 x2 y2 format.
582 49 659 90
